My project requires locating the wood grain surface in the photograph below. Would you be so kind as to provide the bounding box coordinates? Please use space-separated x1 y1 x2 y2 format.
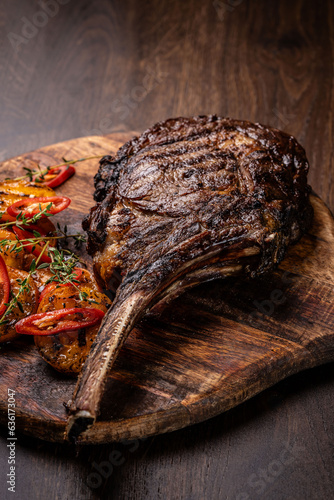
0 133 333 450
0 0 333 499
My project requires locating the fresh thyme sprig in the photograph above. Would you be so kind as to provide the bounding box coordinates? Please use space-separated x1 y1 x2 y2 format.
0 232 86 256
44 248 95 303
55 223 86 248
0 202 54 229
0 243 50 326
0 155 101 326
0 206 90 324
46 248 80 285
0 234 94 327
12 155 103 182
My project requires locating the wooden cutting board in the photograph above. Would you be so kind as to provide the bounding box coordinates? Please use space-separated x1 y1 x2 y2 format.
0 133 333 444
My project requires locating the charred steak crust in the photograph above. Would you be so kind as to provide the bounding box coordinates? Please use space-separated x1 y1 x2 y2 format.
68 116 313 437
83 115 313 288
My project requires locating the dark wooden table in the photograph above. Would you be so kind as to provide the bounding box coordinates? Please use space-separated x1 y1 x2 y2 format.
0 0 333 498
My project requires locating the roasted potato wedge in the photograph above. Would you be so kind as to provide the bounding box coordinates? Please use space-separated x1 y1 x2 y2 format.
34 281 111 374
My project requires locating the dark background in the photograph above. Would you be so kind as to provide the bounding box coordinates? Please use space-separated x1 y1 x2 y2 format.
0 0 333 499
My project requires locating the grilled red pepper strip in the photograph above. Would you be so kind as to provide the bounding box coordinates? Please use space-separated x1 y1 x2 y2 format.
15 307 105 335
7 196 71 219
12 226 52 264
38 268 84 303
0 255 10 318
33 165 75 188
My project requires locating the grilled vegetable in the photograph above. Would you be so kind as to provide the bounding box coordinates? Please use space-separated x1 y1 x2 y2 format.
0 178 56 197
0 267 39 343
37 268 102 303
7 196 71 219
34 276 111 374
0 159 103 355
16 308 105 335
0 179 56 222
12 226 53 264
33 165 75 188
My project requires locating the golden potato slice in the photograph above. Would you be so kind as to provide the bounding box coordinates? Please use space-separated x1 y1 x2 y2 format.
34 283 111 374
34 324 101 375
36 269 101 299
31 268 54 290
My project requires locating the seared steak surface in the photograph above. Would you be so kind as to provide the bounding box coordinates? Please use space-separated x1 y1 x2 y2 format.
69 116 313 439
85 115 312 288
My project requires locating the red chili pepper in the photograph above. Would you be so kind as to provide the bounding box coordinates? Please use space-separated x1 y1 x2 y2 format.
15 307 105 336
12 226 52 264
33 165 75 188
38 268 84 303
7 196 71 220
0 255 10 318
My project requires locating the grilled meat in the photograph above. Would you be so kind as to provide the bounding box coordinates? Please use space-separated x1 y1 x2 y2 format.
68 115 313 439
